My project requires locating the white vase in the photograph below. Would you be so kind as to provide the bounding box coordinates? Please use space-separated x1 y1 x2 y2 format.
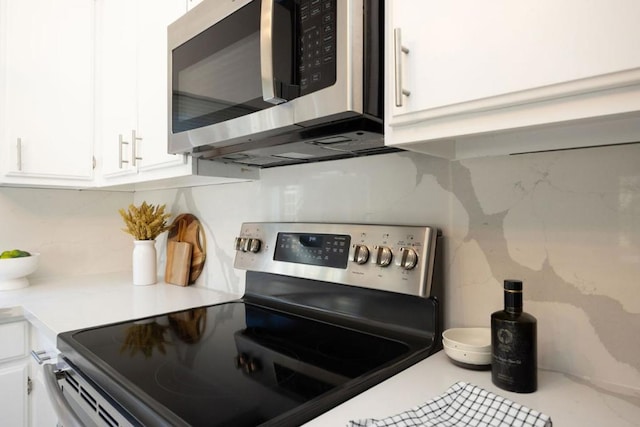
132 240 157 286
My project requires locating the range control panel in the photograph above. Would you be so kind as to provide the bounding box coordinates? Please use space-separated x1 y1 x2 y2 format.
234 223 439 298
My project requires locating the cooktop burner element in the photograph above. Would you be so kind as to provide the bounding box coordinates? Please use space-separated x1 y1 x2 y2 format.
58 222 442 427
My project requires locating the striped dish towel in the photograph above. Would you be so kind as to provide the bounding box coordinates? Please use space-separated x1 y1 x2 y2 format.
348 381 552 427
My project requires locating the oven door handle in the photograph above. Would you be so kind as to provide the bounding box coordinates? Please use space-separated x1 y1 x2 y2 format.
260 0 287 105
43 363 85 427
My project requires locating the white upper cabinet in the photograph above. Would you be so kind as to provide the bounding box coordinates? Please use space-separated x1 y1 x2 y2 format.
385 0 640 159
96 0 256 189
135 0 190 172
96 0 190 184
0 0 94 186
94 0 138 179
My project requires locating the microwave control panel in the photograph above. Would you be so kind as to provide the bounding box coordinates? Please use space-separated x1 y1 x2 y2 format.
298 0 337 94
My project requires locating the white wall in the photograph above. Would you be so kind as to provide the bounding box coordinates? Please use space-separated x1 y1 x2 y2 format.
0 187 133 279
137 144 640 396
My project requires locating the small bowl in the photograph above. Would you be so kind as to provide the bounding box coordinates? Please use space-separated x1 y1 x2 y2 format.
0 253 40 291
442 327 491 352
443 341 491 368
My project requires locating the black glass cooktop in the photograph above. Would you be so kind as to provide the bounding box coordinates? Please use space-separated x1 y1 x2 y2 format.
59 301 430 427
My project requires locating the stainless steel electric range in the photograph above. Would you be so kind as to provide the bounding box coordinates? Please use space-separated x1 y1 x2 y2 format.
54 222 442 427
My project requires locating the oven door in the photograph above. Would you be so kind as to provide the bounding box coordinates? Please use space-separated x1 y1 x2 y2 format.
168 0 299 153
42 361 138 427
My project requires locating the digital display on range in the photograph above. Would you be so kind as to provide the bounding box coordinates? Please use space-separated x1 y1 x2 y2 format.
274 233 351 268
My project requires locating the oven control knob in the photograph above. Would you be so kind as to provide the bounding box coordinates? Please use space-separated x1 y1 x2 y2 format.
397 247 419 270
246 358 261 373
235 353 248 369
351 244 369 264
234 237 246 251
374 246 393 267
238 238 261 253
247 238 261 253
234 353 261 374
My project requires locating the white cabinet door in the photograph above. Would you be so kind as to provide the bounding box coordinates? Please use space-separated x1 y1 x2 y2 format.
1 0 94 184
386 0 640 159
0 364 29 426
95 0 139 179
135 0 190 172
97 0 192 185
0 321 29 427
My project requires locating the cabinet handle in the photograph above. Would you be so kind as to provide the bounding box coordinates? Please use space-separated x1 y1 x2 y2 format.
31 349 52 365
118 134 129 168
16 138 22 171
131 129 142 167
394 28 411 107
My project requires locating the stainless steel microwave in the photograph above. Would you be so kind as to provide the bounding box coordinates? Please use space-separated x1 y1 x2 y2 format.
168 0 396 168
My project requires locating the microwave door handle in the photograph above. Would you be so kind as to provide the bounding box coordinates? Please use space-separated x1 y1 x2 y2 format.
260 0 286 105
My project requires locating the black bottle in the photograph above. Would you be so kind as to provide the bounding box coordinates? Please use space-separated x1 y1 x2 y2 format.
491 279 537 393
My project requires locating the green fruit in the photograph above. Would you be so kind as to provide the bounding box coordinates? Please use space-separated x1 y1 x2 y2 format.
0 249 30 259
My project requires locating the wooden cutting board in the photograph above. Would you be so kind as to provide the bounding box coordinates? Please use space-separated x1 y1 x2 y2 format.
166 214 206 285
165 239 192 286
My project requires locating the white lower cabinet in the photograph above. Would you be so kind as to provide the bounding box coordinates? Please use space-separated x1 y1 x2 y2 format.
0 320 29 427
0 319 60 427
0 364 29 426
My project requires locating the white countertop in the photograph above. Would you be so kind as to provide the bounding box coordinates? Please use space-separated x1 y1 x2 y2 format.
0 271 241 346
2 273 639 426
304 351 640 427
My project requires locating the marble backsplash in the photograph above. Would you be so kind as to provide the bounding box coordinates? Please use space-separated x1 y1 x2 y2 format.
138 143 640 397
1 142 638 397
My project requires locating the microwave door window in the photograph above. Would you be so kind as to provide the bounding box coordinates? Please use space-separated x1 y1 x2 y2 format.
172 1 274 134
175 35 263 130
